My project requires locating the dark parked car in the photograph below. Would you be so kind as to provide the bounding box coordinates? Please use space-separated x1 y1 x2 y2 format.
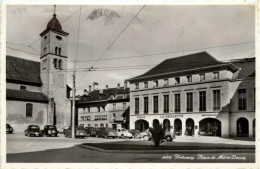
84 127 97 137
64 126 87 138
129 129 141 138
24 125 42 137
96 127 116 139
42 125 58 137
6 124 13 134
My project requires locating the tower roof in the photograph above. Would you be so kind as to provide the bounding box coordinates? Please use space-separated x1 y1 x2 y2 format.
40 13 69 36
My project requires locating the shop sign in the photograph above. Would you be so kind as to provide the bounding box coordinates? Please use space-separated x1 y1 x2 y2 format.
160 114 183 119
201 113 218 117
137 116 145 119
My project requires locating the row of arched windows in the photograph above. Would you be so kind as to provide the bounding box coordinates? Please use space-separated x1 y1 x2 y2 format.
55 47 62 55
53 58 63 70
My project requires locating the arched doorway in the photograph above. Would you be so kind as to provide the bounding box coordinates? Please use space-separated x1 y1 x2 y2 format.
174 119 182 136
237 117 249 137
253 119 255 137
135 119 149 132
153 119 160 128
163 119 171 132
186 118 194 136
199 118 221 136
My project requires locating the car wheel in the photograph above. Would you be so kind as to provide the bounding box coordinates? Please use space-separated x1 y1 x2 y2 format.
165 136 172 142
143 135 149 141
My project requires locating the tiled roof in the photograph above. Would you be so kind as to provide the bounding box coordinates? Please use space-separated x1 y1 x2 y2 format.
230 58 255 79
6 56 42 86
77 87 129 105
7 89 49 103
127 51 238 82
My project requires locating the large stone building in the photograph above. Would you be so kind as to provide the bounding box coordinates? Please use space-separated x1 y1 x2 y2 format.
127 52 255 138
6 12 71 132
76 83 130 129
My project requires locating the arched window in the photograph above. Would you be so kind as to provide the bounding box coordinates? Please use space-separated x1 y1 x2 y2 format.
59 48 62 55
53 58 58 69
26 103 33 117
43 47 47 55
59 59 63 70
55 47 58 54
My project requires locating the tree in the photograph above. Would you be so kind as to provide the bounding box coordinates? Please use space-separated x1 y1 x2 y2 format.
149 124 165 147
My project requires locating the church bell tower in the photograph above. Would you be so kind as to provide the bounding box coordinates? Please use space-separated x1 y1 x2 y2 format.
39 6 71 129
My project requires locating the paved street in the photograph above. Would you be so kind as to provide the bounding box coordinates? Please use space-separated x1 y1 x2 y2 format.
6 132 255 163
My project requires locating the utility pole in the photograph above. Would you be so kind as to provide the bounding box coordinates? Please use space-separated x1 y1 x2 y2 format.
71 60 76 138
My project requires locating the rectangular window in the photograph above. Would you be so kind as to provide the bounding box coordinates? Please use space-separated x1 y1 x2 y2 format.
175 77 180 84
20 86 27 90
135 98 139 114
175 94 181 112
97 107 100 112
113 104 116 110
199 91 206 111
26 103 33 117
186 92 193 112
88 124 91 127
200 74 205 81
213 72 219 80
86 116 91 121
123 103 126 109
144 97 149 114
163 95 169 113
144 82 148 88
164 79 169 86
238 89 247 110
88 107 90 113
153 80 158 87
153 96 159 113
80 116 84 120
102 106 105 111
213 90 221 111
135 83 139 89
187 76 192 83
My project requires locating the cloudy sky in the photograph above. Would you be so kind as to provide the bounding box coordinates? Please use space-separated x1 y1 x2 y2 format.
6 5 255 94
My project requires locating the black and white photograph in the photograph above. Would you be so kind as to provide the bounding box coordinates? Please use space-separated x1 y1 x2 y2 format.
1 1 258 168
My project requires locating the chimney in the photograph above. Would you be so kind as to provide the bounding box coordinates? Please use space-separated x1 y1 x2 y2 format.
89 85 92 92
117 83 120 89
124 81 127 89
106 85 109 90
84 89 88 95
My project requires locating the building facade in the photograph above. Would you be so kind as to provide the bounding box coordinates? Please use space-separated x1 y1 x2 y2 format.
76 84 130 129
127 52 255 138
6 12 71 132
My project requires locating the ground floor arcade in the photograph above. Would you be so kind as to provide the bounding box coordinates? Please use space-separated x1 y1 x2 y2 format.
129 112 255 138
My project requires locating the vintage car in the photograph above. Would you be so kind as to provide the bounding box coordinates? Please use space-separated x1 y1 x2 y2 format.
116 128 133 139
24 125 42 137
96 127 116 139
139 129 174 142
84 127 97 137
42 125 58 137
62 126 70 134
64 126 87 138
6 124 14 134
129 129 141 138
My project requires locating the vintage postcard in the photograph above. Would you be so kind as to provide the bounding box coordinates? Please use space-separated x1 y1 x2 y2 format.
1 1 258 169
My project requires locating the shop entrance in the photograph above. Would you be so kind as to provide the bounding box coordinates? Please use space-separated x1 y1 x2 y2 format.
153 119 160 128
174 119 182 136
185 118 194 136
199 118 221 136
237 117 249 137
135 119 149 132
163 119 171 132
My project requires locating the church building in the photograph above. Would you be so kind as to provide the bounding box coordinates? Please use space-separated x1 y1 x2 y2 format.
6 11 72 132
